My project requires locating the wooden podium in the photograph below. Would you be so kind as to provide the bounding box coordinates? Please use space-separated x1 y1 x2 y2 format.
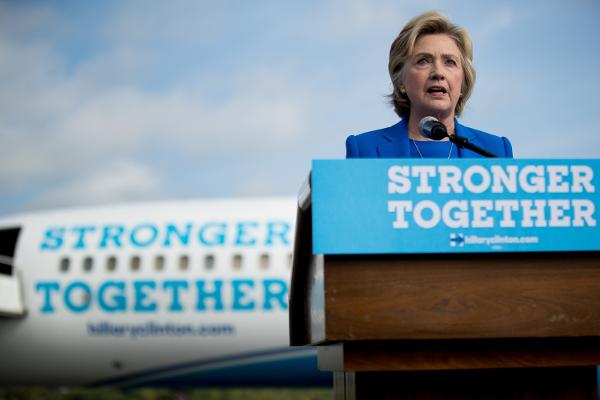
290 178 600 399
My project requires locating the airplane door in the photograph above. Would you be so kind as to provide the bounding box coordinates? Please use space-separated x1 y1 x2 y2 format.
0 227 26 317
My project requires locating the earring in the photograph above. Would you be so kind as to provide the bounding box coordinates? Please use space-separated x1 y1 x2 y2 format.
399 86 406 94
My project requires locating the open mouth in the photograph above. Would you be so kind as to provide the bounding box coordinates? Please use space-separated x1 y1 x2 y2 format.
427 86 447 95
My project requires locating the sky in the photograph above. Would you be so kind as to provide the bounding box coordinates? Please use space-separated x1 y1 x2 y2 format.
1 0 599 217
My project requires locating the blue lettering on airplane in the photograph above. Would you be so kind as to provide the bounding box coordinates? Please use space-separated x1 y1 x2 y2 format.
39 221 291 251
35 279 289 314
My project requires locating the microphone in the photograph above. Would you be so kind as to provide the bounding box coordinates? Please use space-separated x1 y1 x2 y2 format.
418 116 448 140
417 116 498 158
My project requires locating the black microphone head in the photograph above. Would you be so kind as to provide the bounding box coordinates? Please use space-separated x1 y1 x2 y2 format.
418 116 448 140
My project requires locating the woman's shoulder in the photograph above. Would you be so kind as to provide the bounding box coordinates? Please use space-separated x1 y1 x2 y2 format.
346 121 407 158
456 121 513 158
347 122 403 142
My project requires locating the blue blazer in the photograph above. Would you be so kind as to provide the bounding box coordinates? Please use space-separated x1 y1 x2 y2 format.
346 118 513 158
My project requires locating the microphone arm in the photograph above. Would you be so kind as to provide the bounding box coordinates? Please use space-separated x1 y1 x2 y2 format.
418 116 498 158
449 135 497 158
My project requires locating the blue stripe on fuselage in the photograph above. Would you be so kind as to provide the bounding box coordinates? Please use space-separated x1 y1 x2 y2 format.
91 347 331 388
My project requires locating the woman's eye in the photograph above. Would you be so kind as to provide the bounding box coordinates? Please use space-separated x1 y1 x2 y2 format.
416 58 429 65
446 59 457 66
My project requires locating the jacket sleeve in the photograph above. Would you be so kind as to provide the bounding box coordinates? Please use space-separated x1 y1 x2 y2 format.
502 136 514 158
345 135 359 158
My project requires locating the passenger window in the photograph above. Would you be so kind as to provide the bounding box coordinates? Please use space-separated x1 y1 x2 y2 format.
106 256 117 272
179 255 189 271
232 254 242 270
259 254 269 270
131 256 141 271
155 255 165 272
204 254 215 271
59 257 70 273
83 256 93 273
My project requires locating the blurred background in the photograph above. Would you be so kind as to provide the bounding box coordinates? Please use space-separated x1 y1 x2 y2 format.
1 0 599 217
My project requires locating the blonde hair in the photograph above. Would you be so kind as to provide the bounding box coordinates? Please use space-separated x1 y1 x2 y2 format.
388 11 475 118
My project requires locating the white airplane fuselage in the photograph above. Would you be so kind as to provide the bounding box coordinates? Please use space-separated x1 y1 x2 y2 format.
0 198 329 387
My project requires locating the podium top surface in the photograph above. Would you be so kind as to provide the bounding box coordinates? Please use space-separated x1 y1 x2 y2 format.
311 159 600 255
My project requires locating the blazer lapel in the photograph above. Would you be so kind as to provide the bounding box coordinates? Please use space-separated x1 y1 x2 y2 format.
454 119 484 159
376 119 411 158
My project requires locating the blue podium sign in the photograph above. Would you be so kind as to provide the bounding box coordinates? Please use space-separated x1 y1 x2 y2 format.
312 159 599 254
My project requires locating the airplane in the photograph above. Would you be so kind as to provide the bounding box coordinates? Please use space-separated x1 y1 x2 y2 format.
0 197 332 387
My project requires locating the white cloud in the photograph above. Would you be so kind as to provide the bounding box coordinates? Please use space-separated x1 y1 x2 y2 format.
30 159 164 209
1 81 308 184
0 30 310 190
232 175 277 197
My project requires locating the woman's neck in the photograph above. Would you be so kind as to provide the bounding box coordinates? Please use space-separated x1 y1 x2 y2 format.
407 111 455 141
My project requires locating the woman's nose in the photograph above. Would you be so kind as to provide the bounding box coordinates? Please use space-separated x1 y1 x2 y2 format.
430 60 445 80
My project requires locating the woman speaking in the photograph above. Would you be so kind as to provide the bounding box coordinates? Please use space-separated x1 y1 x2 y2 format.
346 11 513 159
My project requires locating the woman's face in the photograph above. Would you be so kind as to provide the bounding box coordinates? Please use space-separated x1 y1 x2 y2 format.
402 33 464 121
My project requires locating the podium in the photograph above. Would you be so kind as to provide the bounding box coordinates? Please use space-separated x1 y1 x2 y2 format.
290 161 600 399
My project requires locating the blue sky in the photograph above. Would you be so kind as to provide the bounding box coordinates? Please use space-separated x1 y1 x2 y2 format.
1 0 599 216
